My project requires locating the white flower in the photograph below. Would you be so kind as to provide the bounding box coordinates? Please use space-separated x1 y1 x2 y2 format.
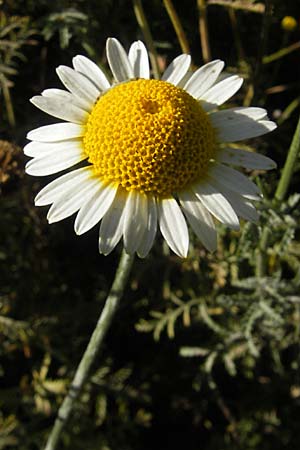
24 38 277 258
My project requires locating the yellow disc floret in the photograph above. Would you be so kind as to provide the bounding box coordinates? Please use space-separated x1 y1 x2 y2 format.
83 78 216 196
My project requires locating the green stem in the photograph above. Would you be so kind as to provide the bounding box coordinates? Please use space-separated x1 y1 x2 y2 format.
132 0 160 79
44 249 135 450
263 40 300 64
275 113 300 203
255 226 271 278
277 97 300 126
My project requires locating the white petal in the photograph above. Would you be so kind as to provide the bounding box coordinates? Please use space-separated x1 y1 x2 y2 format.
74 182 118 235
210 107 277 142
214 183 259 222
128 41 150 79
179 189 217 252
216 106 267 121
27 123 84 142
208 163 261 200
184 60 224 99
35 167 92 206
47 178 100 224
231 107 268 120
137 195 158 258
72 55 110 91
24 140 82 157
42 88 72 99
56 65 100 105
106 37 134 82
193 180 240 230
99 188 127 255
176 70 193 88
30 96 88 124
217 147 276 170
162 54 191 86
25 147 86 177
24 141 55 157
158 197 189 257
200 75 243 111
41 87 91 112
123 190 148 254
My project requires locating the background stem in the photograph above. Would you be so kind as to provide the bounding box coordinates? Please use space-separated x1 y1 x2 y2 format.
275 113 300 203
163 0 190 54
132 0 160 78
44 250 135 450
251 0 273 104
197 0 211 62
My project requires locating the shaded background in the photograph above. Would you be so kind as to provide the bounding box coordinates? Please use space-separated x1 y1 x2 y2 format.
1 0 300 449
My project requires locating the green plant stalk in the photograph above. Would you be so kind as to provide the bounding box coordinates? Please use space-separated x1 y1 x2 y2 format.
277 97 300 126
44 249 135 450
163 0 190 54
275 113 300 202
132 0 160 79
263 41 300 64
255 226 271 278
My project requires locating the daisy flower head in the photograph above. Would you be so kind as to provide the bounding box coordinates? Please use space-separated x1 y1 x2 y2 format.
25 38 277 258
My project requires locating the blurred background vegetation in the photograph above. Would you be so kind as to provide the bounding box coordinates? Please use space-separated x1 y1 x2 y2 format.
1 0 300 448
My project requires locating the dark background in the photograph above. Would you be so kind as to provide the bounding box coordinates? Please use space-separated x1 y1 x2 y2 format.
1 1 300 449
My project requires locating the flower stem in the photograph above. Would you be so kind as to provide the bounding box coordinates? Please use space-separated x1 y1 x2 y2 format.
162 0 190 54
275 113 300 203
44 249 135 450
1 76 16 127
255 226 271 277
263 40 300 64
197 0 211 62
132 0 160 79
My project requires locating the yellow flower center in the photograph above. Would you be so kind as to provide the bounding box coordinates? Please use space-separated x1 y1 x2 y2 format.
83 78 216 196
